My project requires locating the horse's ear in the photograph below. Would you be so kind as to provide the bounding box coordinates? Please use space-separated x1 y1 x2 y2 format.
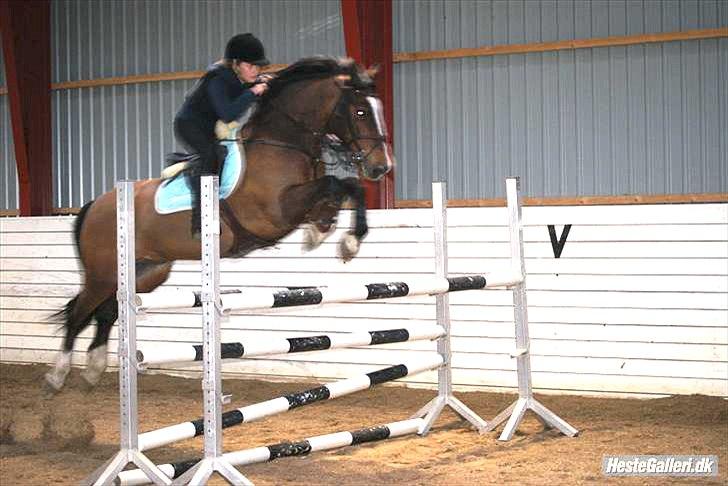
339 57 355 67
334 74 351 86
365 65 380 79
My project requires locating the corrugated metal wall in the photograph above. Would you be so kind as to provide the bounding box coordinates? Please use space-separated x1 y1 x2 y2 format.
1 1 727 209
394 0 728 199
49 0 345 208
0 44 19 210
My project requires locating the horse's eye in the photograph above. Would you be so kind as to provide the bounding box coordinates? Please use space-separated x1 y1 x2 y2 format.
356 109 367 117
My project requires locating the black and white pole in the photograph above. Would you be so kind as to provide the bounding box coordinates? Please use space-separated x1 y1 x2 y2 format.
136 325 444 368
82 182 171 486
413 182 490 435
138 355 443 452
134 275 514 312
484 177 579 440
119 418 426 486
170 176 251 486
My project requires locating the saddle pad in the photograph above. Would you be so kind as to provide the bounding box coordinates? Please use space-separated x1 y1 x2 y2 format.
155 140 245 215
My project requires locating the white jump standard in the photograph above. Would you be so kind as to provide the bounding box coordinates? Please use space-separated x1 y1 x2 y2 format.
171 177 247 486
483 179 579 441
81 183 171 486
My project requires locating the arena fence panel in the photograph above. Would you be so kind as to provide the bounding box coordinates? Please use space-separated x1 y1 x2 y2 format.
84 177 577 486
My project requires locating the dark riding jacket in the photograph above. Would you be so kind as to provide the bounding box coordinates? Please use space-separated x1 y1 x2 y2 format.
175 64 257 137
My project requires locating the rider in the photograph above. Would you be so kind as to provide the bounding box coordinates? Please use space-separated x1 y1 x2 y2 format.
174 33 270 238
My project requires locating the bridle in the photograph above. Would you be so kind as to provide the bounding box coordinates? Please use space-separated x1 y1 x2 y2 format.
331 87 389 168
242 79 388 169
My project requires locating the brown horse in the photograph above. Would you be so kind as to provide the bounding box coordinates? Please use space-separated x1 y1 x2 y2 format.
46 57 393 391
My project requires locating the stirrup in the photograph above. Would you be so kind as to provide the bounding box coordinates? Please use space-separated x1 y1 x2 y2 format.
161 162 188 179
191 221 201 240
190 209 201 239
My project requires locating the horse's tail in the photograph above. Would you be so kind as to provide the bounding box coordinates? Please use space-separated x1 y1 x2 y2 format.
49 294 83 325
73 199 94 254
49 200 95 332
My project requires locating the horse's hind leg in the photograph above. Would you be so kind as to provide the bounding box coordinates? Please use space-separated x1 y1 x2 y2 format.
45 288 109 391
79 261 174 388
79 297 117 387
45 348 76 392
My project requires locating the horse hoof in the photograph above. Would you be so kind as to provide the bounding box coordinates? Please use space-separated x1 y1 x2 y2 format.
79 380 96 394
303 223 337 253
302 229 316 252
44 371 66 392
42 379 62 398
79 372 102 391
338 233 360 262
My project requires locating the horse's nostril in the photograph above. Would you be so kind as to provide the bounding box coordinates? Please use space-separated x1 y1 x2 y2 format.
370 165 389 180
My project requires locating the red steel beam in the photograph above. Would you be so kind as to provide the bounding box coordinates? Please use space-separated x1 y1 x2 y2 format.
0 0 53 216
341 0 395 209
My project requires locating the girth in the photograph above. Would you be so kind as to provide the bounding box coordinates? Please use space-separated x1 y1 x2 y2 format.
219 199 277 258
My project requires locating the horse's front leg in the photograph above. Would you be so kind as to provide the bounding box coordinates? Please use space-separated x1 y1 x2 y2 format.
335 177 368 262
281 176 368 262
302 199 340 253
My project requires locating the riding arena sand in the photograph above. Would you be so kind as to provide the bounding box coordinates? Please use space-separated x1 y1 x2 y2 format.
1 363 726 485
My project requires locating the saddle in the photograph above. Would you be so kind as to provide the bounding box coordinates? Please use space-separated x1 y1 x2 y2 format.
155 134 245 215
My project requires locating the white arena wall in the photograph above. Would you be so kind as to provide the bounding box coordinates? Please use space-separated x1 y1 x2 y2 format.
1 203 726 398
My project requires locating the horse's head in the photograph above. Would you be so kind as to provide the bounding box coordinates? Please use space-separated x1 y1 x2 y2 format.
323 63 394 181
252 58 394 181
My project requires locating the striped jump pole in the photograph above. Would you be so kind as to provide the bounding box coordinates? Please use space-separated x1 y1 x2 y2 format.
134 274 521 312
138 355 443 452
136 325 445 368
218 273 522 311
119 418 426 486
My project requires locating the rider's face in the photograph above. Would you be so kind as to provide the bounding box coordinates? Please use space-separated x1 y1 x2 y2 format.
235 62 260 83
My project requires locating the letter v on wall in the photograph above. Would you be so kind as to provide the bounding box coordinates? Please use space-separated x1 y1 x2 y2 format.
547 224 572 258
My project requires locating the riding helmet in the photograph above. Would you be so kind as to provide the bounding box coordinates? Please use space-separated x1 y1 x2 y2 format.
224 33 270 66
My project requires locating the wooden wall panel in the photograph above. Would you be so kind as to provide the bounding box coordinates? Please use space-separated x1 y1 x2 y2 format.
1 203 726 397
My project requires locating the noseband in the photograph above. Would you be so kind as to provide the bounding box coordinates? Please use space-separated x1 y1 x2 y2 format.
243 80 388 168
329 88 388 167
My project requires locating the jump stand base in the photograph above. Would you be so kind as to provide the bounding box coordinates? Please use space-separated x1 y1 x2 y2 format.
82 449 171 486
413 395 489 435
485 396 579 441
170 457 252 486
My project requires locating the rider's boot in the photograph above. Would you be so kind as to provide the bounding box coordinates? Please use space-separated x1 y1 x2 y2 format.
190 172 202 240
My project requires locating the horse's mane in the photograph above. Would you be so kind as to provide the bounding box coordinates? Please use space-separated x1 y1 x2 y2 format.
249 57 374 125
268 56 373 95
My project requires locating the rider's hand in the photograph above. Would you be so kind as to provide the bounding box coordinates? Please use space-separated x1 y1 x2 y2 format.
250 83 268 96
